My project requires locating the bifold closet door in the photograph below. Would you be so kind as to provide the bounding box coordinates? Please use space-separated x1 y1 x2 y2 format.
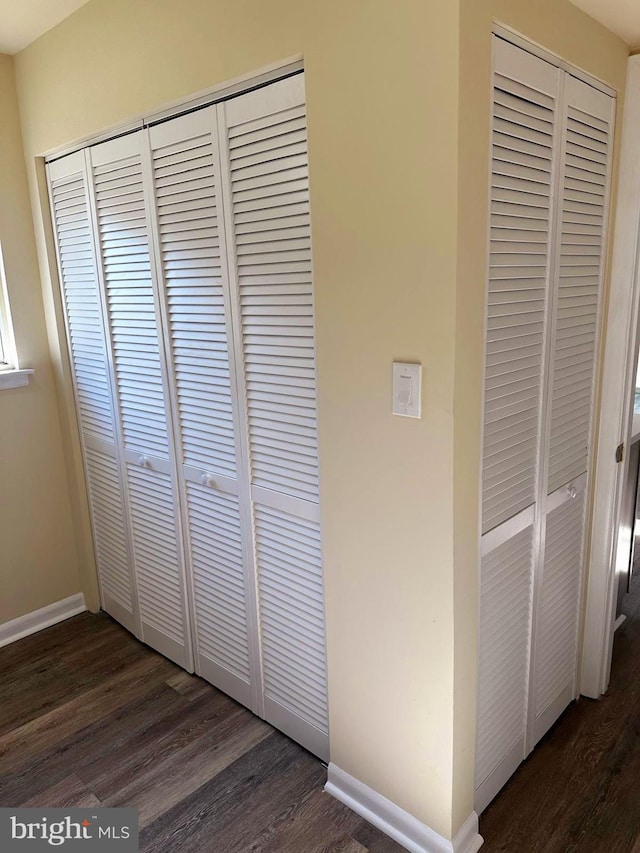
475 39 559 812
530 76 614 745
50 73 328 761
477 36 615 813
87 133 193 670
218 74 329 760
48 152 138 636
531 476 587 744
147 109 260 710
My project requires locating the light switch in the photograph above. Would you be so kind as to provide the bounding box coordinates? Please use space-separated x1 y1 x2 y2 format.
392 362 422 418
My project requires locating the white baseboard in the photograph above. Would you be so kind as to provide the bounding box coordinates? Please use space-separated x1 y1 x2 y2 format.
0 594 87 648
325 764 483 853
452 812 484 853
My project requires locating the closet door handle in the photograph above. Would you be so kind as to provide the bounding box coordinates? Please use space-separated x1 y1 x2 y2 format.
138 455 150 468
200 473 216 488
567 484 577 499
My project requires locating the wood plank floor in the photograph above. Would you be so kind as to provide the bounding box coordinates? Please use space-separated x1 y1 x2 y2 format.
480 565 640 852
6 573 640 853
0 612 403 853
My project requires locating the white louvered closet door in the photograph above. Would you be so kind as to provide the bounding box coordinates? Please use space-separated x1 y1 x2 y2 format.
87 133 193 670
530 76 614 746
218 74 329 760
476 39 560 813
48 152 138 636
147 109 260 709
477 36 615 814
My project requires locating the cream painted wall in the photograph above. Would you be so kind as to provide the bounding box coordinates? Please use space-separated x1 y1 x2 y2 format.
453 0 629 831
0 53 84 624
15 0 461 837
9 0 630 841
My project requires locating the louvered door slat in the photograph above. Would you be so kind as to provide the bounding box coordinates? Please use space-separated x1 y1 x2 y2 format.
482 41 558 535
151 117 237 479
89 134 191 670
478 39 615 814
92 148 169 459
530 77 614 749
48 153 136 633
224 81 318 505
547 81 612 494
476 523 534 813
477 38 560 812
124 461 187 665
255 504 328 755
219 74 328 760
148 110 256 708
83 449 129 601
51 169 114 442
533 491 586 742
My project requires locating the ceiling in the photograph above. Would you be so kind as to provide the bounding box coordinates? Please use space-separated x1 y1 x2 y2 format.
570 0 640 48
0 0 91 54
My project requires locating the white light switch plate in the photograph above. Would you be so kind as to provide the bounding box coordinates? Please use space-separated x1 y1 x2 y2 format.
392 362 422 418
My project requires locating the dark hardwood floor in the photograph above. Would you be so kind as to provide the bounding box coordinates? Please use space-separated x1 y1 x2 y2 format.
481 564 640 852
6 569 640 853
0 612 403 853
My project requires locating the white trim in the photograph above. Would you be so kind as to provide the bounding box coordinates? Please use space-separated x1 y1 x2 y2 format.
492 23 616 96
182 465 239 496
0 594 86 648
545 472 588 515
0 368 33 390
325 764 483 853
250 484 321 522
452 814 484 853
474 30 499 821
480 506 535 557
581 55 640 699
43 56 303 162
0 243 19 370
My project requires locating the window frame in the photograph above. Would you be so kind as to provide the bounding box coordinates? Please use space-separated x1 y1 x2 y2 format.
0 243 33 388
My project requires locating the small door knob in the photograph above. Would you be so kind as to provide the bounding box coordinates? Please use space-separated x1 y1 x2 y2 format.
567 484 577 499
138 455 150 468
200 473 215 488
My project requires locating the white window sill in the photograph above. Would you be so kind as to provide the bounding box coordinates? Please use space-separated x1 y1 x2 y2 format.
0 368 34 390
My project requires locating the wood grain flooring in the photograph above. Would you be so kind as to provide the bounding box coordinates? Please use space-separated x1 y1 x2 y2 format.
6 571 640 853
480 565 640 852
0 612 403 853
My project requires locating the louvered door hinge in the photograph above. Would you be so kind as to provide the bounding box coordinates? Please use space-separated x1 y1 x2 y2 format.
616 442 625 463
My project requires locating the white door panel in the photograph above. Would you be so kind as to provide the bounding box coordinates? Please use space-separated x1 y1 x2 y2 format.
147 107 261 709
47 152 138 636
218 74 329 760
88 132 193 670
477 36 614 811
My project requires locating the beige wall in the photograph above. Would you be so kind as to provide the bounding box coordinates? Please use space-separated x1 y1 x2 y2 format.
0 53 84 624
15 0 461 837
453 0 629 831
10 0 629 841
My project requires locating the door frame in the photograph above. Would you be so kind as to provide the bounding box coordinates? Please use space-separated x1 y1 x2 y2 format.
580 54 640 698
